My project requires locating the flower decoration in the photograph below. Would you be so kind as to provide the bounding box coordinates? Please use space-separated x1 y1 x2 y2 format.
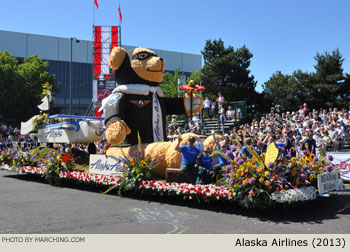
179 80 205 92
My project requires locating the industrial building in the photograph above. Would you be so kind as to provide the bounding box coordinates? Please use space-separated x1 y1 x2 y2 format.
0 29 202 114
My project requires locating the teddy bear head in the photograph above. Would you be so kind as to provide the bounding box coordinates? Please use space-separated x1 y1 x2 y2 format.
109 47 165 86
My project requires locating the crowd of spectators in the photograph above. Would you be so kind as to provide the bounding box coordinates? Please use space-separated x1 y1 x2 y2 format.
0 124 39 150
167 92 242 137
226 103 350 155
2 99 350 156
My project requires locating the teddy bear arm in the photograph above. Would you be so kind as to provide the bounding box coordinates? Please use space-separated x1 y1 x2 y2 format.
105 120 131 145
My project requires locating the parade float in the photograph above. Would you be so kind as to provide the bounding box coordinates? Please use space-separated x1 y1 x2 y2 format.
0 137 347 210
0 45 347 210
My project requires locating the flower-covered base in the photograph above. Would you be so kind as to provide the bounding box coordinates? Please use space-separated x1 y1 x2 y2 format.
1 166 333 210
271 186 317 203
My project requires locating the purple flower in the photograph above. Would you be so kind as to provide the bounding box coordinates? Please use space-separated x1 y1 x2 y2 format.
249 177 256 185
302 150 308 156
226 150 233 157
268 162 274 169
225 165 232 172
229 178 236 185
300 174 306 181
281 178 287 184
328 155 333 161
325 165 332 172
313 157 319 162
237 159 244 165
285 154 292 160
231 146 237 152
257 141 264 149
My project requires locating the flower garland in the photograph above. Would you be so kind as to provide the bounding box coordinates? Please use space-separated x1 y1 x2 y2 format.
16 166 122 186
140 180 235 202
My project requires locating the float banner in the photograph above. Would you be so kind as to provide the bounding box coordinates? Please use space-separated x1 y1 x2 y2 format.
317 171 338 194
89 154 125 176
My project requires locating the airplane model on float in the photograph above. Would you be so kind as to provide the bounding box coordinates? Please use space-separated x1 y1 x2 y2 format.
37 114 105 144
21 114 105 144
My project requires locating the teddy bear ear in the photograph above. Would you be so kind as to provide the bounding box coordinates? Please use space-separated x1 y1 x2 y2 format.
109 47 127 70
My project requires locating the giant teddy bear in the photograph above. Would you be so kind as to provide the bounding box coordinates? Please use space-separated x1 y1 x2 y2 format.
100 46 205 178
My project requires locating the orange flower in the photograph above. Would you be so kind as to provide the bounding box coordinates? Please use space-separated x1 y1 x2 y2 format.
259 177 265 183
61 153 70 163
291 169 297 176
240 172 245 177
252 165 257 169
245 168 249 173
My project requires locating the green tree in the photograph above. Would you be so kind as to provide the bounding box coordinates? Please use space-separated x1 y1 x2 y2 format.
312 48 346 108
201 39 258 115
263 70 314 112
160 68 183 98
188 71 202 84
263 48 349 112
0 52 55 124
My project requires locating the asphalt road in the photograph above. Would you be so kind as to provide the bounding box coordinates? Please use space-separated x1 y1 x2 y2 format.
0 170 350 234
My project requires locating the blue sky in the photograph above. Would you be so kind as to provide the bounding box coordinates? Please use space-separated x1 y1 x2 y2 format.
1 0 349 92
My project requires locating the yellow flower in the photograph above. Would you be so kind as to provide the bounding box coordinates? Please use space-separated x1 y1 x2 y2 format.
264 171 270 176
291 157 296 162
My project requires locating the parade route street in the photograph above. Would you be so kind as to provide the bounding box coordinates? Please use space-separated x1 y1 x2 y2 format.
0 171 350 234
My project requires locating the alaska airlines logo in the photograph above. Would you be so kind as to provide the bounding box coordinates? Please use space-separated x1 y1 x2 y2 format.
90 158 124 172
44 130 63 138
108 93 122 106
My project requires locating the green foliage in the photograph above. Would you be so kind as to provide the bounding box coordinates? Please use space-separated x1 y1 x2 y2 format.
160 69 183 98
0 51 56 124
41 151 74 185
263 48 348 111
117 150 159 196
188 71 203 84
200 39 261 118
